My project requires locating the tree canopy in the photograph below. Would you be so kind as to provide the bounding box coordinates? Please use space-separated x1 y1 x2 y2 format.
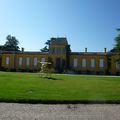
40 46 49 52
113 29 120 62
3 35 20 51
40 39 51 52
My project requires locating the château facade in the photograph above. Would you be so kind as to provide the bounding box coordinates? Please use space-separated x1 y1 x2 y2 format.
1 37 120 75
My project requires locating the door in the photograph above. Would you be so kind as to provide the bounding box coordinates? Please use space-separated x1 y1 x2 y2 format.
56 58 62 72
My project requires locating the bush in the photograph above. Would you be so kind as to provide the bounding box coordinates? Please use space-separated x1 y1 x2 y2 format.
39 62 53 78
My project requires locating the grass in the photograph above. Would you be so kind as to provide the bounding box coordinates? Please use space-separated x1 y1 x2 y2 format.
0 72 120 103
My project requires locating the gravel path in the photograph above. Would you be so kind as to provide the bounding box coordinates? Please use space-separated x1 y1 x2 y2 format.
0 103 120 120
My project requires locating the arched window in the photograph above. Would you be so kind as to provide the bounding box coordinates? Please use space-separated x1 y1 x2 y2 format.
82 58 86 69
18 57 22 68
90 58 95 69
116 62 120 70
33 57 37 67
74 58 78 69
26 57 30 67
5 57 9 65
41 58 45 62
99 59 104 68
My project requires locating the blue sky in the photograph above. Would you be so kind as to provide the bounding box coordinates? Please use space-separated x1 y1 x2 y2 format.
0 0 120 52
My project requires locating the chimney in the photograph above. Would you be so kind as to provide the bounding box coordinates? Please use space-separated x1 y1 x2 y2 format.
85 48 87 52
21 48 24 52
104 48 107 53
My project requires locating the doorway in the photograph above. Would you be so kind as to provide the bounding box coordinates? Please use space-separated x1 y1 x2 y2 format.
56 58 62 72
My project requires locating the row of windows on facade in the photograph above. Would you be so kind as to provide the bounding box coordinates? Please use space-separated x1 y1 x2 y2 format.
5 57 120 70
73 58 120 69
50 48 66 55
5 57 45 67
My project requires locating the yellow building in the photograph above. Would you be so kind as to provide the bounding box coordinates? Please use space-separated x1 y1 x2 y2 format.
1 37 120 75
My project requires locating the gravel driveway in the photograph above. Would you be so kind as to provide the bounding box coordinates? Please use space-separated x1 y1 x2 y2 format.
0 103 120 120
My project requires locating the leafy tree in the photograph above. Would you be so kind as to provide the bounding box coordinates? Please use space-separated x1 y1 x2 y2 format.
0 45 4 50
40 46 49 52
40 39 51 52
114 29 120 63
110 48 116 52
3 35 20 51
0 54 2 67
45 39 51 46
66 45 71 69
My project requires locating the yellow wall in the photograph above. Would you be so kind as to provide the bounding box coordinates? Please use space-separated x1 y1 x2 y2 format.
2 53 48 70
111 55 119 74
70 54 108 73
1 52 119 74
2 54 14 69
49 45 67 67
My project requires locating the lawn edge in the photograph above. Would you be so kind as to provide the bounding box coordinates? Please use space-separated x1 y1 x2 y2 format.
0 99 120 104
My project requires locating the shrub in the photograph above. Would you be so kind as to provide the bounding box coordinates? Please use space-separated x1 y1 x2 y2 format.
39 62 53 78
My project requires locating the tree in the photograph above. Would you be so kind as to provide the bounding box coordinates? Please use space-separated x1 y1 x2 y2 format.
45 39 51 46
40 46 49 52
66 45 71 69
0 54 2 67
40 39 51 52
3 35 20 51
113 29 120 63
0 45 4 50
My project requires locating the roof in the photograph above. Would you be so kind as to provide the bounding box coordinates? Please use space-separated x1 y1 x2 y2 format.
50 37 68 45
2 51 48 55
71 52 116 56
1 51 116 56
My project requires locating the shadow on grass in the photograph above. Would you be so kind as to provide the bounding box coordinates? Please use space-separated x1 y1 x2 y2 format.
45 77 62 80
47 77 62 80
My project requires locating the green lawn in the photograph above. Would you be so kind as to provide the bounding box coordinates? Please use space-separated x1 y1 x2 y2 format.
0 72 120 103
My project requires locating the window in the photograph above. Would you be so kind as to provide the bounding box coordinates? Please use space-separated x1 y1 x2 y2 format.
90 59 95 69
51 48 55 54
82 58 86 68
26 57 30 67
57 48 61 55
99 59 104 68
5 57 9 65
33 57 37 66
74 58 78 68
62 48 66 54
41 58 45 62
18 57 22 67
116 62 120 70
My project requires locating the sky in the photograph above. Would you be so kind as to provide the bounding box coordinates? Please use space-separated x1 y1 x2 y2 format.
0 0 120 52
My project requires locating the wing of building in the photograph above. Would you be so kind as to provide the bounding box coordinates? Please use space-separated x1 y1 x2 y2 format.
1 37 120 75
